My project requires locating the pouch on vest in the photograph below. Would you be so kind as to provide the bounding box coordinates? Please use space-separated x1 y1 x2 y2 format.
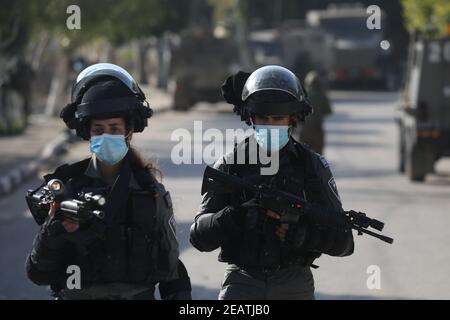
128 190 157 282
146 191 179 282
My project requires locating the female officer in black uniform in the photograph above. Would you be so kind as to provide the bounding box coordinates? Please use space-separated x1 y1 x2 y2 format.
26 63 191 300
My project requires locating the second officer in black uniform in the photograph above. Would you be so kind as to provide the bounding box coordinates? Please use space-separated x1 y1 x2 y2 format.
190 65 354 300
26 63 191 300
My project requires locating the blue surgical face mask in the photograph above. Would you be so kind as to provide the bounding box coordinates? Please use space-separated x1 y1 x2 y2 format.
90 134 129 166
254 125 290 152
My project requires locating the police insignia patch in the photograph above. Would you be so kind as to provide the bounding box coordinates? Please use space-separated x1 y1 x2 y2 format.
169 214 177 238
319 155 330 168
328 177 341 202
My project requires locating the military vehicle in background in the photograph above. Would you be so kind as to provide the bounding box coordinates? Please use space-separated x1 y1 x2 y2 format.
249 24 333 82
396 36 450 182
249 29 283 67
169 28 239 111
306 4 392 89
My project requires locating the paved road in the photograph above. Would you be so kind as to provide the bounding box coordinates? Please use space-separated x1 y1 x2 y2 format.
1 91 450 299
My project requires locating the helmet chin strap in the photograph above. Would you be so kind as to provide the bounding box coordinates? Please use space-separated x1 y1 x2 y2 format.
288 126 294 137
125 132 132 147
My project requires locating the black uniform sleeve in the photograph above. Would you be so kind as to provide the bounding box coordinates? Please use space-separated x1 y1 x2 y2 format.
150 182 181 282
159 259 192 300
25 222 69 286
189 157 243 252
302 152 354 257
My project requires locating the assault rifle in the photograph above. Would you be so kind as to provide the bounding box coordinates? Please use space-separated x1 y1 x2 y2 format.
202 166 393 244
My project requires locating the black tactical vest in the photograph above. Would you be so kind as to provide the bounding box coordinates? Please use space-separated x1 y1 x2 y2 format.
74 182 159 285
45 158 175 287
217 138 323 269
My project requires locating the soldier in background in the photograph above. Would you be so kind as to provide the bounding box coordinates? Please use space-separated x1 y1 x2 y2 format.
297 71 332 154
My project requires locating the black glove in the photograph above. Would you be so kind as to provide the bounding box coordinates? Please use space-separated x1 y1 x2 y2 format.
239 198 268 231
29 217 67 270
286 203 352 255
221 71 251 107
42 214 68 237
213 198 268 235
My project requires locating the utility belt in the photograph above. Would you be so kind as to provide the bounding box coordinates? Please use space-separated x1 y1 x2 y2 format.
238 254 319 276
235 263 313 282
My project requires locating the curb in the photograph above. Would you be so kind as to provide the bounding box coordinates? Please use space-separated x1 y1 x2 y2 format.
0 131 71 197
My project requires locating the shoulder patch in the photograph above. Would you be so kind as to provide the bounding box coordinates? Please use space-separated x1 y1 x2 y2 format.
318 155 330 169
328 177 341 202
163 191 173 209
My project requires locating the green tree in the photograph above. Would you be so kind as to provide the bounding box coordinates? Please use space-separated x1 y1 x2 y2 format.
1 0 191 53
402 0 450 37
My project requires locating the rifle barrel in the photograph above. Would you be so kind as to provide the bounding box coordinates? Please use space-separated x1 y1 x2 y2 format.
352 225 394 244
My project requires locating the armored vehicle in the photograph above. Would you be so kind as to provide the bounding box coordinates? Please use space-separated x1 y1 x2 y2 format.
397 36 450 181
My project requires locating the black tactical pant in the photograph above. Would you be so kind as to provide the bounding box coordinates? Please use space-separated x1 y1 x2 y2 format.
219 264 315 300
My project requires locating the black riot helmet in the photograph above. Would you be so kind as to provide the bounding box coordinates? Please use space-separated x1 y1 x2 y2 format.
60 63 153 140
240 65 313 124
